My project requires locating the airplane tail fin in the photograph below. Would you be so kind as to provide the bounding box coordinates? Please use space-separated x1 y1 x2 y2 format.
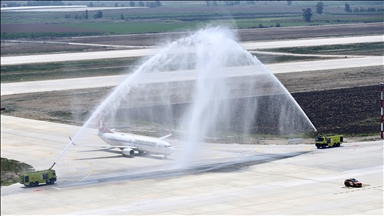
97 117 114 134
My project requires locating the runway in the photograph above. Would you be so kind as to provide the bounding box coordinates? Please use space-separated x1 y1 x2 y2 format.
1 115 383 214
2 56 382 96
1 35 382 65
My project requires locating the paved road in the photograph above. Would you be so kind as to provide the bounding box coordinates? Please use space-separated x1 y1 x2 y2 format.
1 35 382 65
2 56 382 96
1 115 382 215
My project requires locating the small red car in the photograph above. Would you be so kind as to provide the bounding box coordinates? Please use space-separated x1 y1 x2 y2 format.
344 178 362 187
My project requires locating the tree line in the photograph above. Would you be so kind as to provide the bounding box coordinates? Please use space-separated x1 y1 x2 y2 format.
302 2 381 22
64 10 102 19
344 3 382 13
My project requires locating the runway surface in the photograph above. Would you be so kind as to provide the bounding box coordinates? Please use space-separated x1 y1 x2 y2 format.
1 35 382 65
2 56 383 96
1 115 383 215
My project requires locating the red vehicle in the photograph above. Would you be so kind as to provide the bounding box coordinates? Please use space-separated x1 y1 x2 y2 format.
344 178 362 187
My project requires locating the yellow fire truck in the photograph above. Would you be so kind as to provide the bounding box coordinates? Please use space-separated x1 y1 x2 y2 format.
19 168 57 187
315 134 343 149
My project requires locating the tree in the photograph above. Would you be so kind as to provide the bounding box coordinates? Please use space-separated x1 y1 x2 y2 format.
130 1 135 7
287 0 292 6
316 2 323 14
302 8 313 22
139 1 144 7
85 10 88 19
344 3 351 12
94 10 103 19
89 2 93 7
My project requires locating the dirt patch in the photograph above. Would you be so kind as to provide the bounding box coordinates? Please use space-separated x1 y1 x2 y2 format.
275 66 383 93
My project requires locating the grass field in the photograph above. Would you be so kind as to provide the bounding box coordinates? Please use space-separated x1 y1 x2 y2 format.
1 1 383 39
1 57 140 83
62 22 200 34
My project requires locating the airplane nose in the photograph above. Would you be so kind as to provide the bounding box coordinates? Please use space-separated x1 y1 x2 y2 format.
169 147 175 153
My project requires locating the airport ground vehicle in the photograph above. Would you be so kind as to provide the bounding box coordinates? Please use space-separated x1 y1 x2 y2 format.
315 134 343 149
344 178 362 187
19 169 57 187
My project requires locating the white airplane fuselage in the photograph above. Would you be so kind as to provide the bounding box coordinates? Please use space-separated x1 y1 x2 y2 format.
98 132 174 157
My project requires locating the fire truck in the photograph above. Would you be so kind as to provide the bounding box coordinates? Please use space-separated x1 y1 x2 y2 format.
19 168 57 187
315 134 343 149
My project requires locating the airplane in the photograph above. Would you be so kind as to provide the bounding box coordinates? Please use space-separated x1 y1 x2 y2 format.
96 117 175 158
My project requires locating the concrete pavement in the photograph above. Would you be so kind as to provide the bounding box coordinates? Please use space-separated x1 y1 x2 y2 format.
1 115 383 215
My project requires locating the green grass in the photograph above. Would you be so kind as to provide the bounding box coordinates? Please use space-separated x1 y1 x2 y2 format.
62 22 201 34
1 32 106 40
348 118 379 127
261 42 384 56
0 12 68 24
1 157 33 186
1 57 140 83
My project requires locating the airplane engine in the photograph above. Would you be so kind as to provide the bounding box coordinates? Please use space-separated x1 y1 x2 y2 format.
122 148 135 156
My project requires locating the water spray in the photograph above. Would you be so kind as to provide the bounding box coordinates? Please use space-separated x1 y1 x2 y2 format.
49 26 318 171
